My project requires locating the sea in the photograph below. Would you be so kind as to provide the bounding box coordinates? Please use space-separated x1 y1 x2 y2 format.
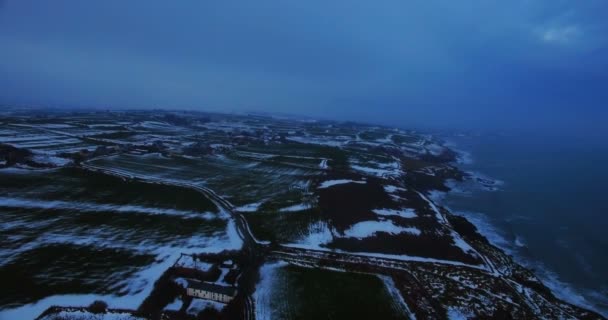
439 132 608 317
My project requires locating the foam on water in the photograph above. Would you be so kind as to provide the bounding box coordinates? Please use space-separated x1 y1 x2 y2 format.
440 134 608 316
451 209 608 317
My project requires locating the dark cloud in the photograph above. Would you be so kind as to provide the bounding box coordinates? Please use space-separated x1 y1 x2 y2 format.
1 0 607 134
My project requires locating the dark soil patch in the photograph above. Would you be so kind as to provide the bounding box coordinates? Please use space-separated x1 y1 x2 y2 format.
446 214 489 245
317 177 397 233
403 166 463 192
246 207 322 243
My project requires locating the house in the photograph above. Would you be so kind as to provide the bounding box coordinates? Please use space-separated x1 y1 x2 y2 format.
186 280 238 304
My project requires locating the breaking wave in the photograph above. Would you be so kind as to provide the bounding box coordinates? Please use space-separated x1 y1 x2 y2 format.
452 209 608 317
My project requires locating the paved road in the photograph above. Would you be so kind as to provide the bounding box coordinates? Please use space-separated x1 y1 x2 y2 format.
270 246 486 272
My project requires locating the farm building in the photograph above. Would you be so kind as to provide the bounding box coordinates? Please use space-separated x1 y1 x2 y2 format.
186 280 238 304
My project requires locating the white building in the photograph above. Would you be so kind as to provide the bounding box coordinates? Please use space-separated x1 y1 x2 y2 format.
186 280 238 304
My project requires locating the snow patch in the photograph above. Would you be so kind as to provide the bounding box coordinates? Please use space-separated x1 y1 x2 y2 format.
286 220 334 250
446 307 474 320
373 208 417 219
234 202 264 212
318 179 366 189
425 143 446 156
450 231 477 256
351 164 403 178
32 154 72 166
384 185 407 193
286 136 348 147
319 159 328 169
164 297 183 311
187 298 224 315
342 220 421 239
174 255 213 271
0 197 218 220
279 203 312 212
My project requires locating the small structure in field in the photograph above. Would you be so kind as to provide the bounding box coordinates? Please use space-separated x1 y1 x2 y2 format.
174 253 212 272
186 280 238 304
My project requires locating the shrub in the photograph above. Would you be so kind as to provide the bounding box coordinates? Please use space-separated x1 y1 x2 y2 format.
88 300 108 314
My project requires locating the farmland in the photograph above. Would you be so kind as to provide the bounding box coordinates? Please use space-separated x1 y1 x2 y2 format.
0 109 604 319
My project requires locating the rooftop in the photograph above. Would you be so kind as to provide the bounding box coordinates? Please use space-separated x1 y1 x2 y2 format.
188 279 237 297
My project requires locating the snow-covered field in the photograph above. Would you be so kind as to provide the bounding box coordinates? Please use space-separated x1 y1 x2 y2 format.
0 218 242 320
0 128 96 156
0 168 242 319
0 197 217 220
253 262 287 320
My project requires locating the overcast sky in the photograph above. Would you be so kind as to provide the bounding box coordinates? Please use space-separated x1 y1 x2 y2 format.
1 1 607 134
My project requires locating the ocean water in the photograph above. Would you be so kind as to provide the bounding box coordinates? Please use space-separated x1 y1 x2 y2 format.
441 133 608 316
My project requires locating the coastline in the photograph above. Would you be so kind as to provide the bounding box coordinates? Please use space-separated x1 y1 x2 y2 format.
1 110 606 318
438 136 608 318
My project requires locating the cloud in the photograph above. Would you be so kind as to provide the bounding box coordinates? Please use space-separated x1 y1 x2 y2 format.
538 25 581 44
0 0 607 134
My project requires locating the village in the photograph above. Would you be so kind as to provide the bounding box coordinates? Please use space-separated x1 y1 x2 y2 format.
149 252 243 317
36 251 246 320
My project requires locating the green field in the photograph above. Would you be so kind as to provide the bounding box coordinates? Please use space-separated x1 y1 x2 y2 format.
257 264 408 319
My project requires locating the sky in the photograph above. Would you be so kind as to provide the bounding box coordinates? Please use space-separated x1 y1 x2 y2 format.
1 1 607 135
